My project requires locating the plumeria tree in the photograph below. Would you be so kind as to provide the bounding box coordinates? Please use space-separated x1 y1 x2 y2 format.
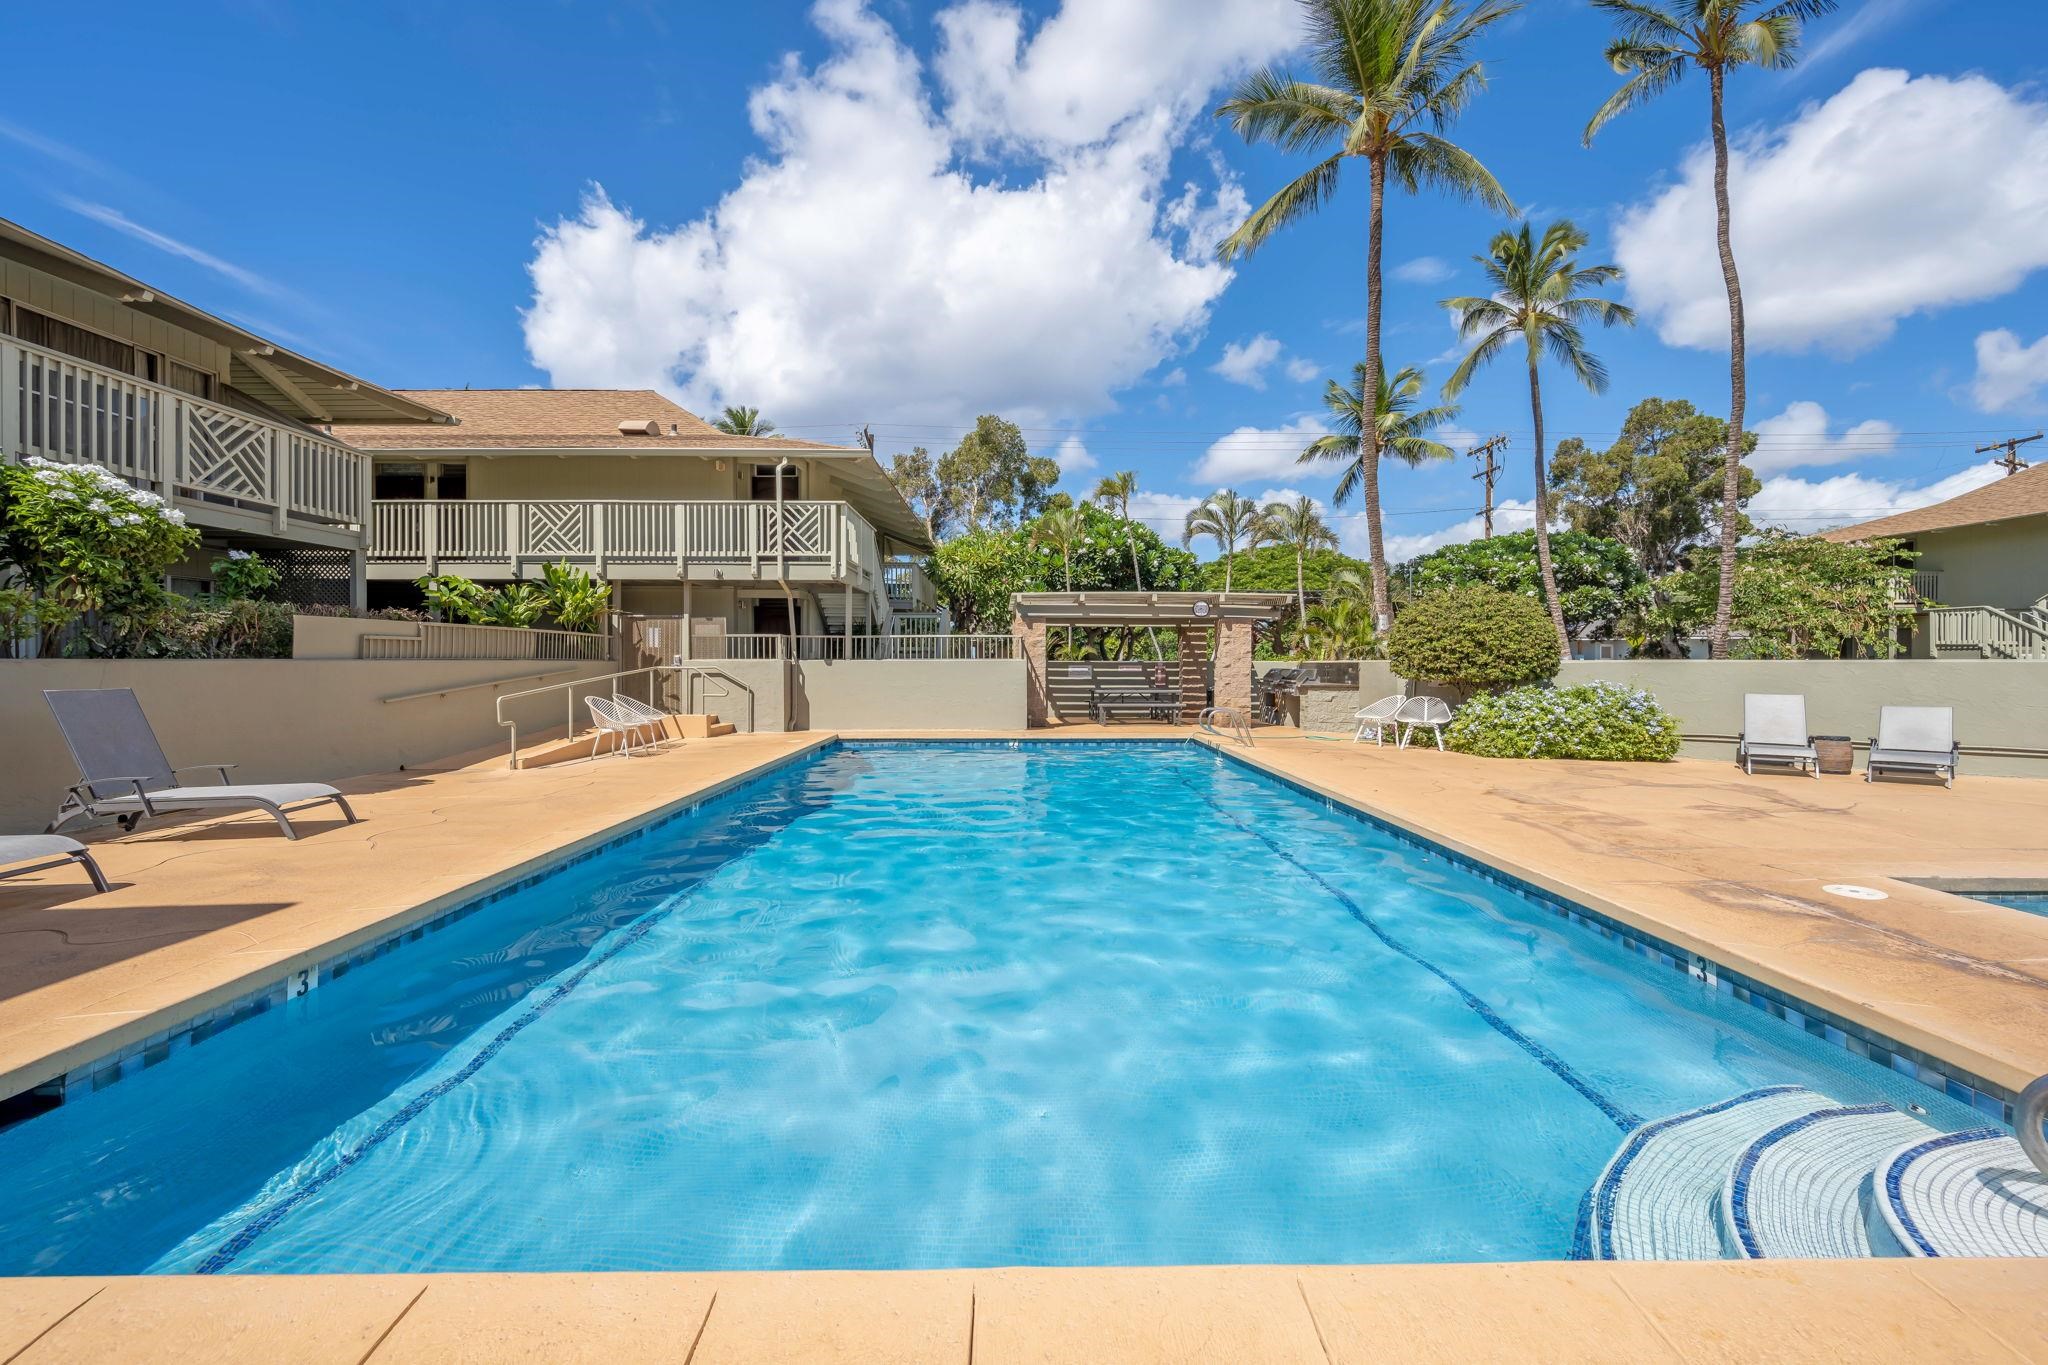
0 457 198 651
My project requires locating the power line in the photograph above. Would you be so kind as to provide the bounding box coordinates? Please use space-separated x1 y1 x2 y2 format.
1976 431 2042 476
1466 434 1509 538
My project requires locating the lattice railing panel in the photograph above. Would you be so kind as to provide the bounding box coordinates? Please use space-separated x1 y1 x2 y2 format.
179 403 273 502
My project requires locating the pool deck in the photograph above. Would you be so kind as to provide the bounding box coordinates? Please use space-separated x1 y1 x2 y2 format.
3 726 2048 1359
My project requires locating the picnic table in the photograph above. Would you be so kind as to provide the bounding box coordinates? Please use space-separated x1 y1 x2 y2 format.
1090 687 1182 724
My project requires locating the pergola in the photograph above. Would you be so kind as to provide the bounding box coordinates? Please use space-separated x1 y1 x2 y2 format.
1009 591 1293 727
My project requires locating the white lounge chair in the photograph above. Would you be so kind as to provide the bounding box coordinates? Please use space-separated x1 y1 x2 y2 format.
1395 695 1453 751
44 689 358 840
1867 706 1960 788
1353 695 1405 745
0 835 108 894
1737 694 1819 778
584 695 663 758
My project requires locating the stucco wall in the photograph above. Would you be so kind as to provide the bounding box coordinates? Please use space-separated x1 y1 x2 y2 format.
0 658 618 834
791 660 1026 731
1913 518 2047 611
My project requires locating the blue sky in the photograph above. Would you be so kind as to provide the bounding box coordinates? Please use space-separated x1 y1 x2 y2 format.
6 0 2047 559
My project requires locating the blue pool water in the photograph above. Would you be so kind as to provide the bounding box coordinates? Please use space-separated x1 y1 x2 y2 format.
0 742 1986 1274
1968 891 2048 916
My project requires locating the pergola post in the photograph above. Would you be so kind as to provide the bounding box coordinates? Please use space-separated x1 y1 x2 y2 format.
1214 619 1254 717
1014 612 1049 727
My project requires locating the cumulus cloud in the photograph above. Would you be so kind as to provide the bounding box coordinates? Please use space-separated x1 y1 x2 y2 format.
1382 500 1541 563
1747 463 2005 534
1392 256 1455 285
1970 329 2048 413
1285 356 1322 383
1614 69 2048 355
1211 334 1284 389
524 0 1287 426
1160 367 1188 387
1126 489 1207 537
1194 415 1328 482
1748 401 1900 475
1052 434 1097 474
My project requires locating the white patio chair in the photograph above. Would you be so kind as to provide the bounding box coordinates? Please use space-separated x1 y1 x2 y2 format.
1395 695 1453 751
1352 695 1406 745
1737 693 1818 778
607 694 684 751
1867 706 1960 788
584 695 661 759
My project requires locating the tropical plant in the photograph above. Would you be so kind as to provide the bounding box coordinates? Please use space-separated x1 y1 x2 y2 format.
1093 470 1165 658
1399 529 1648 633
1585 0 1838 658
81 592 295 660
1217 0 1516 623
208 550 281 603
1194 545 1371 595
1447 681 1681 761
1030 505 1088 653
713 405 777 437
1260 495 1339 624
417 573 493 623
1549 396 1759 576
538 560 612 632
1443 219 1635 660
1300 363 1460 585
1288 596 1380 661
479 582 548 629
1182 490 1266 595
1642 531 1915 659
1386 584 1561 694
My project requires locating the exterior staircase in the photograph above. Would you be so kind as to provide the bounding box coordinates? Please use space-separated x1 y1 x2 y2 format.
1928 604 2048 659
1582 1088 2048 1260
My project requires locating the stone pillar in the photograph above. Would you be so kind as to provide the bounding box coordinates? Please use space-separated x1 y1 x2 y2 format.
1013 614 1049 727
347 548 368 611
1214 619 1254 716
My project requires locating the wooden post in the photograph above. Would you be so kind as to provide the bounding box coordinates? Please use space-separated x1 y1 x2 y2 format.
271 430 288 534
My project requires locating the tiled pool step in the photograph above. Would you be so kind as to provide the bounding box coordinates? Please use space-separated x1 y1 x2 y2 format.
1722 1105 1936 1259
1881 1131 2048 1257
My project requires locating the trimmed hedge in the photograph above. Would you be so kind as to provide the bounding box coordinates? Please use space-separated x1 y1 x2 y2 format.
1446 681 1681 762
1385 585 1559 693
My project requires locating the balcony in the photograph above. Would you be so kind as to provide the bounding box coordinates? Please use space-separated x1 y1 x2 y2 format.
4 336 369 546
884 558 938 611
366 498 887 585
1889 569 1943 608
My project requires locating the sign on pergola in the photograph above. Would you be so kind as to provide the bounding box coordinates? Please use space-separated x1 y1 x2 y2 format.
1009 591 1292 727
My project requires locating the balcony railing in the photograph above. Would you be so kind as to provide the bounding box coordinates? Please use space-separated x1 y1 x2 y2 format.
369 498 881 578
1889 569 1943 607
791 633 1015 661
884 559 938 610
4 336 368 534
357 620 613 662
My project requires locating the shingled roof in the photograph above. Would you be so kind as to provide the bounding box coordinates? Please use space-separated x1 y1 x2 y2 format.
336 389 861 453
1820 462 2048 542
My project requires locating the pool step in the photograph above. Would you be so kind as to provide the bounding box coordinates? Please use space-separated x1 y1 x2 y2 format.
1879 1130 2048 1257
1720 1104 1937 1259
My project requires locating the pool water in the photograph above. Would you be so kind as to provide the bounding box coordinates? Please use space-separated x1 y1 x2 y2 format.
0 743 1984 1275
1968 891 2048 916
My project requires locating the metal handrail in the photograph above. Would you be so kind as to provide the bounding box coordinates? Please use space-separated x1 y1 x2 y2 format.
493 663 753 766
675 663 755 736
2020 1074 2048 1176
1197 706 1254 747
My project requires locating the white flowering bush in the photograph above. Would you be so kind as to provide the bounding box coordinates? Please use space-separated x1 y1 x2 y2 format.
1446 681 1681 762
209 548 282 602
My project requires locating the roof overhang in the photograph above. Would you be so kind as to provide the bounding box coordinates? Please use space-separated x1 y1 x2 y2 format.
0 216 451 428
1011 591 1292 625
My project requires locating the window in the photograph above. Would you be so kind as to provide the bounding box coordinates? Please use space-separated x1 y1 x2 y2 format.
750 464 800 501
7 306 138 374
434 463 468 500
374 462 427 500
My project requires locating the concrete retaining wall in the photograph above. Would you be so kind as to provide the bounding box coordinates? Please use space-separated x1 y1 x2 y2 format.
792 660 1026 732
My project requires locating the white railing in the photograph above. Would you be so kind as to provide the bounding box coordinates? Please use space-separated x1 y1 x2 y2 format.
884 558 938 610
890 610 949 637
367 498 877 575
4 336 367 531
791 633 1015 661
1929 606 2048 660
358 620 614 662
1890 569 1943 606
689 632 788 661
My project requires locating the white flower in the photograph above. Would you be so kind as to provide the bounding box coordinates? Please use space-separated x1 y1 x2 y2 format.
227 549 252 561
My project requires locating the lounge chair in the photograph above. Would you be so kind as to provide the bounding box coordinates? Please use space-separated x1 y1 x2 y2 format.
1395 695 1453 751
0 835 108 894
1353 695 1405 745
1867 706 1960 788
43 689 357 840
1737 694 1819 778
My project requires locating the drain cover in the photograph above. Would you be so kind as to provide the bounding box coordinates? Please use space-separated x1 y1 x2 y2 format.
1822 883 1888 901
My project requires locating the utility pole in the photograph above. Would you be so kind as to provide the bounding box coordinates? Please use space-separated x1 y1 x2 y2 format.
1977 432 2042 476
855 424 877 456
1468 434 1509 537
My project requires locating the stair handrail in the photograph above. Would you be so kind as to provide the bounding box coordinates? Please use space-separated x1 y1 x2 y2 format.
495 664 685 768
672 661 756 736
2020 1074 2048 1176
1197 705 1255 747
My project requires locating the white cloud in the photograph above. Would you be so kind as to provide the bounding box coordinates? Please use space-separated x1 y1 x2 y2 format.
1194 414 1328 483
1052 433 1097 474
1392 256 1454 285
1382 501 1542 563
1284 356 1321 383
1747 463 2005 534
1160 367 1188 387
56 196 287 300
1614 69 2048 355
1211 333 1284 389
1748 401 1900 475
1970 329 2048 413
1126 489 1206 537
523 0 1268 426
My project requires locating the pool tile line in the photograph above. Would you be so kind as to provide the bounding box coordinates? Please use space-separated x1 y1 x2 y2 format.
1204 743 2022 1127
1724 1103 1894 1259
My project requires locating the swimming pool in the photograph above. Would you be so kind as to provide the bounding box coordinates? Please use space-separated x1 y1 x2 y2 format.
0 741 1989 1274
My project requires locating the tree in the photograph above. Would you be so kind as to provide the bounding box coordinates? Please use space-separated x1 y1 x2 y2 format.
1549 396 1759 576
1217 0 1516 626
1386 585 1562 695
1030 506 1088 654
928 506 1196 640
1399 529 1648 633
887 447 945 541
1182 490 1265 595
936 416 1060 533
0 457 198 651
1299 363 1460 598
1260 495 1339 623
713 405 777 436
1195 545 1371 595
1288 596 1380 661
1585 0 1839 658
1093 470 1165 659
1647 531 1914 659
1443 219 1635 661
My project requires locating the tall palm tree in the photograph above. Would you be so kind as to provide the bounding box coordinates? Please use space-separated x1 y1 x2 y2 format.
1299 363 1460 570
1091 470 1164 659
1442 219 1635 660
1217 0 1517 626
1261 494 1339 625
1030 505 1088 655
713 405 777 437
1183 490 1265 596
1584 0 1836 658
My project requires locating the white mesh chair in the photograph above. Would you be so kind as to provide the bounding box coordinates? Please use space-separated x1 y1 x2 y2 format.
608 694 683 751
1352 695 1405 745
44 689 357 840
584 695 662 759
1867 706 1960 787
1395 695 1453 751
1737 694 1819 778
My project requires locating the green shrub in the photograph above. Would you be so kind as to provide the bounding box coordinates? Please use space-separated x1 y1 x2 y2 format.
81 592 295 659
1386 585 1560 693
208 550 282 602
1446 682 1681 762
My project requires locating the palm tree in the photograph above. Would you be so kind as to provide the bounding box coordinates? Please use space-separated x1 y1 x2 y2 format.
1261 494 1339 625
1584 0 1836 658
1031 506 1088 655
1091 470 1164 659
1182 490 1265 596
1442 219 1636 660
1299 364 1460 576
1217 0 1516 626
713 405 777 437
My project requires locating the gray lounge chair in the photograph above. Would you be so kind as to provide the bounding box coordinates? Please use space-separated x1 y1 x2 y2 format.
1738 694 1819 778
0 835 108 894
1867 706 1960 788
43 689 357 840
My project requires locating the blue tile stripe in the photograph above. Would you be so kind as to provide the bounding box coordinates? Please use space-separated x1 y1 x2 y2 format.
1585 1086 1806 1260
1725 1103 1891 1259
1166 764 1641 1134
1880 1126 2010 1257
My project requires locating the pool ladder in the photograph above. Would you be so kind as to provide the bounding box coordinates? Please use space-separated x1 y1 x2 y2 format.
1196 706 1254 747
